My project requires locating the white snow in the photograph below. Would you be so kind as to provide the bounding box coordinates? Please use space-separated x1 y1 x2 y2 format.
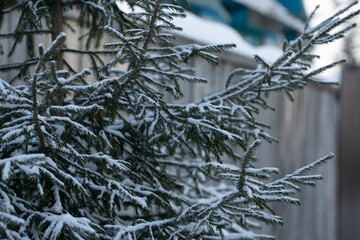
1 160 11 181
41 214 97 239
0 212 25 225
233 0 304 32
116 1 133 14
51 186 63 213
187 117 241 140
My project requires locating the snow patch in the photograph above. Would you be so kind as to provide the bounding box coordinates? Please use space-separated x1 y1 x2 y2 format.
233 0 304 31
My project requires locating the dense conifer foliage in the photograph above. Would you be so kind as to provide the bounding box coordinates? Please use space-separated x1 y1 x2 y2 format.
0 0 359 239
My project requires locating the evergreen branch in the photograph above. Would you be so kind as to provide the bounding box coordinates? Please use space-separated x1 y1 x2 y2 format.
237 140 261 192
304 5 319 31
268 153 334 190
0 59 39 71
120 0 163 89
1 2 23 14
0 30 52 38
31 33 66 153
61 48 116 54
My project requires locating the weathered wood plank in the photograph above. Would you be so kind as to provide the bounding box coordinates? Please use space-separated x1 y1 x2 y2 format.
338 66 360 240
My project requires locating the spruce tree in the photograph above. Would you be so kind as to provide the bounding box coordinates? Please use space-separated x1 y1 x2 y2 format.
0 0 359 239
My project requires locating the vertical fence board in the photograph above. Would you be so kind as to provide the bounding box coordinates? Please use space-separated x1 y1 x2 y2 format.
338 66 360 240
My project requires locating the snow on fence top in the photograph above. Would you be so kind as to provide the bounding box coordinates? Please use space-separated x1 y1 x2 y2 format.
233 0 305 32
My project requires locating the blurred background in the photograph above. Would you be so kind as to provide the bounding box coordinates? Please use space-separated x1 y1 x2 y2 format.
172 0 360 239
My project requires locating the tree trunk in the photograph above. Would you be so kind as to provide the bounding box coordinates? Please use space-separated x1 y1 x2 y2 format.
51 0 64 106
